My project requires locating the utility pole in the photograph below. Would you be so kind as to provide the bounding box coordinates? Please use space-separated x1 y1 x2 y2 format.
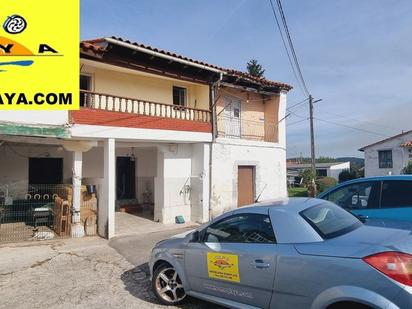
309 95 316 179
308 95 322 196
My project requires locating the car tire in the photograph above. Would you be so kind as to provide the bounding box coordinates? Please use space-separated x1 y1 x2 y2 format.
152 263 187 305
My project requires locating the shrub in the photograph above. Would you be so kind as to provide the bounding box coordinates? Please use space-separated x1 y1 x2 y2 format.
338 169 358 183
300 169 316 186
402 160 412 174
316 176 337 193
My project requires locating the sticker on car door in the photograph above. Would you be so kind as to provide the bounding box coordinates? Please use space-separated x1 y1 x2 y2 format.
207 252 240 282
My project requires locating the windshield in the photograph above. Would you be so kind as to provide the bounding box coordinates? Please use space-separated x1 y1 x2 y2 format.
300 203 362 239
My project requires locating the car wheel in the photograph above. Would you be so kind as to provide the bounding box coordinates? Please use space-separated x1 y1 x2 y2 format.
152 264 186 305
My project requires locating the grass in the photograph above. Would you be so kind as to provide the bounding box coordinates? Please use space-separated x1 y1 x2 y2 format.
288 187 308 197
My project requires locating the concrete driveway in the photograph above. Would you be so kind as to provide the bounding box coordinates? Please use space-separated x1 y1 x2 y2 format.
0 224 224 309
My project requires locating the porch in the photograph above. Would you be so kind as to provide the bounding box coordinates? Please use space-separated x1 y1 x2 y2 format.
0 135 210 242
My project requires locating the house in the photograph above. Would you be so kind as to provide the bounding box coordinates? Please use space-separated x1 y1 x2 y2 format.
359 130 412 177
287 161 351 181
0 36 291 242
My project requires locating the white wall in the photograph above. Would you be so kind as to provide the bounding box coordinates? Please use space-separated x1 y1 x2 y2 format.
328 162 351 180
0 111 68 125
154 144 193 224
190 143 210 223
153 143 209 224
363 132 412 177
0 143 72 198
210 138 287 218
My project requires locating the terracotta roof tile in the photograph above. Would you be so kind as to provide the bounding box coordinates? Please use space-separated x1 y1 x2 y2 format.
401 141 412 147
80 36 292 90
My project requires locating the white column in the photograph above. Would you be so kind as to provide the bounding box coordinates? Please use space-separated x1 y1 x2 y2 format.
100 138 115 239
71 151 84 238
202 143 210 223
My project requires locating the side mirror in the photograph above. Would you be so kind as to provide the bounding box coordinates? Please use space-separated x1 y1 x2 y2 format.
190 231 200 242
356 214 369 223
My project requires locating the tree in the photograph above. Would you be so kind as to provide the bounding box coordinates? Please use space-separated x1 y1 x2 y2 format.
402 160 412 174
246 59 265 78
338 169 358 183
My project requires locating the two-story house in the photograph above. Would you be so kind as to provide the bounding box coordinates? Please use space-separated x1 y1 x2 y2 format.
0 36 291 242
360 130 412 177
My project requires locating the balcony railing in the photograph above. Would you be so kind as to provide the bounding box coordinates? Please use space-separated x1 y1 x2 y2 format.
80 90 211 123
217 115 278 142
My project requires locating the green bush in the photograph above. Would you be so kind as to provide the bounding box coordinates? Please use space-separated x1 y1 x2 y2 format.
402 160 412 174
300 169 316 186
338 169 358 183
316 176 338 193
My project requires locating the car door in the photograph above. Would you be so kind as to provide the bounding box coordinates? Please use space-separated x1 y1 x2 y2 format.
325 181 381 219
185 208 277 308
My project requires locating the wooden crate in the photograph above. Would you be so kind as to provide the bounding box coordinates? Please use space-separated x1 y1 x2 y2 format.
53 197 71 236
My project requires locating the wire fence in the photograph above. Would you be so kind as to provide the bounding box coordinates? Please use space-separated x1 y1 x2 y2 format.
0 183 98 243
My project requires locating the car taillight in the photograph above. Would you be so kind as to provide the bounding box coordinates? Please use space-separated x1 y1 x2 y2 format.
363 251 412 286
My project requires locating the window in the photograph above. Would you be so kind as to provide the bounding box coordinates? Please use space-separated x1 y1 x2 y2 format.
29 158 63 184
80 74 92 107
381 181 412 208
378 150 393 168
317 169 327 177
203 214 276 244
300 203 362 239
327 182 380 209
173 86 187 106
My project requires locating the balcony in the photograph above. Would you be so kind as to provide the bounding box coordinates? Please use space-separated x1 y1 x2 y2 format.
217 115 278 143
71 90 212 133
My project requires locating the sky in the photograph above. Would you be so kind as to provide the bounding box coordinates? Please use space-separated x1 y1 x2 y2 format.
81 0 412 158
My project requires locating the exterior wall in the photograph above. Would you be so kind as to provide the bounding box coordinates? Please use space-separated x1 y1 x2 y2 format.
70 124 212 143
0 144 73 198
363 132 412 177
0 111 68 126
154 143 209 224
210 138 287 217
190 143 210 223
81 60 210 110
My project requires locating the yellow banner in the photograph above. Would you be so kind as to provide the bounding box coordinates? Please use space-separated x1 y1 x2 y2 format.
0 0 79 110
207 252 240 283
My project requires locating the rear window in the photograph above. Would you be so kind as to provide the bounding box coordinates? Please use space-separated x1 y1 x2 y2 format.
300 203 362 239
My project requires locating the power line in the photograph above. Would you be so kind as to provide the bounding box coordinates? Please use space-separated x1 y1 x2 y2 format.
319 110 403 133
276 0 310 96
268 0 307 97
287 97 309 110
314 117 390 138
287 118 308 127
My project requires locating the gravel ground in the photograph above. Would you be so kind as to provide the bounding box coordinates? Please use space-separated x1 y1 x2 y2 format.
0 236 222 309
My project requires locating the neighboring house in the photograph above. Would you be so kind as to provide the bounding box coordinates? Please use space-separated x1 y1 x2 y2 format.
287 162 351 181
0 36 291 240
359 130 412 177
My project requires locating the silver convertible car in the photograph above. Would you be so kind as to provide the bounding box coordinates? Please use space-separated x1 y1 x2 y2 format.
149 198 412 309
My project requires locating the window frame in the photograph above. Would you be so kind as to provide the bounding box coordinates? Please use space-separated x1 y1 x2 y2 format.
378 149 393 169
172 86 187 106
200 213 277 244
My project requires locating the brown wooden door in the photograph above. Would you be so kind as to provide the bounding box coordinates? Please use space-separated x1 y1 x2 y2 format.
237 166 255 207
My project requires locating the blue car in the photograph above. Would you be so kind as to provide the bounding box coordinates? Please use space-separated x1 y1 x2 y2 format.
317 175 412 228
